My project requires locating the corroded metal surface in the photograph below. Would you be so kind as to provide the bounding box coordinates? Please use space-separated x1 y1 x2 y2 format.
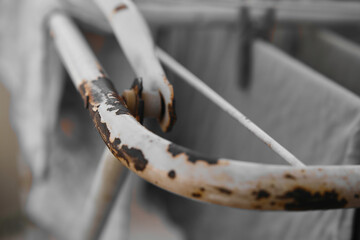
50 12 360 211
94 0 176 132
78 73 360 211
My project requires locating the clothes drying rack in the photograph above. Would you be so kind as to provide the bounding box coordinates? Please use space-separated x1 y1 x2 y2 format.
47 0 360 239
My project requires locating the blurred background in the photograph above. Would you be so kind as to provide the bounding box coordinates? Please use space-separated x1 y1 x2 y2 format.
3 0 360 240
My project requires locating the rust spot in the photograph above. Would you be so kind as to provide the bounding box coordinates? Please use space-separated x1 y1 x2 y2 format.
252 190 270 200
126 78 144 123
121 145 148 171
355 194 359 199
92 110 111 144
85 33 105 53
85 95 89 109
79 81 89 106
216 187 232 195
301 169 305 173
117 150 129 167
162 76 177 132
89 108 129 167
167 143 219 165
278 187 348 210
270 201 275 206
80 78 149 170
165 100 177 132
284 174 296 180
168 170 176 179
79 78 129 116
90 107 129 165
253 205 262 209
106 94 129 115
112 138 121 147
158 91 165 120
113 4 128 14
192 193 202 198
60 118 75 137
200 187 205 192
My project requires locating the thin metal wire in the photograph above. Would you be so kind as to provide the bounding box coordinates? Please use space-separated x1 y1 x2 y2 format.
156 47 305 167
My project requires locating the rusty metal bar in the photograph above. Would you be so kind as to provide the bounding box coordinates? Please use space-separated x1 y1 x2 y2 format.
49 11 360 211
49 14 130 240
137 1 360 27
93 0 176 132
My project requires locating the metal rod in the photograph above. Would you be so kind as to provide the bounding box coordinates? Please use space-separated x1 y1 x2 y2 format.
93 0 176 132
156 47 305 167
49 13 130 240
77 148 129 240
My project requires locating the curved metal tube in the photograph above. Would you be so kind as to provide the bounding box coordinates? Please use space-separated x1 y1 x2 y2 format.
93 0 176 132
49 12 360 211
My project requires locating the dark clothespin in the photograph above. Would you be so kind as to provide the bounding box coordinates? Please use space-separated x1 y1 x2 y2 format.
238 6 276 89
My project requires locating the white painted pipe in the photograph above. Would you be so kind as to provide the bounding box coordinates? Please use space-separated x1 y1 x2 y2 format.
49 12 360 212
93 0 176 132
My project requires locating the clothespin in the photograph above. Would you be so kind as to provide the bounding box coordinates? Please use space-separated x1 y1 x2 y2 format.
238 6 275 89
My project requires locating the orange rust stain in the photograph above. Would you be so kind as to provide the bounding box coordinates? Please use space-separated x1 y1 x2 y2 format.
191 192 202 198
163 76 175 98
161 76 176 132
79 80 92 106
112 4 128 14
217 159 230 166
284 173 296 180
84 32 105 53
60 118 75 137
